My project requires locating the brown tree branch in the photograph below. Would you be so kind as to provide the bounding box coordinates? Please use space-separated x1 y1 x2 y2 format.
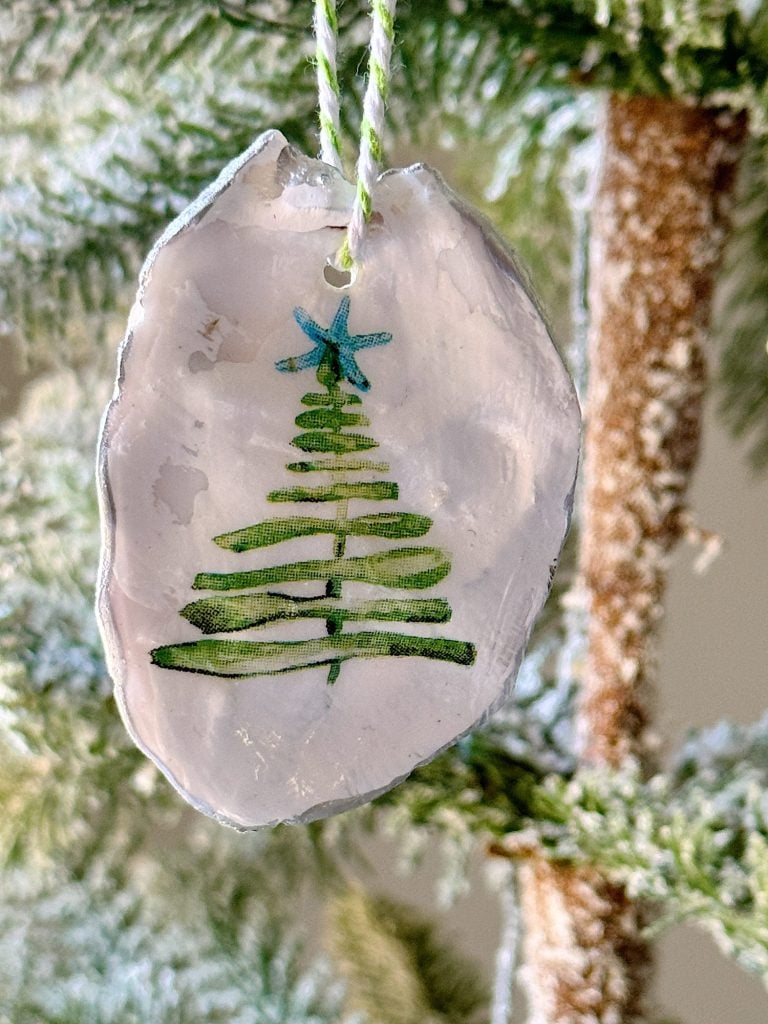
518 95 747 1024
577 96 746 770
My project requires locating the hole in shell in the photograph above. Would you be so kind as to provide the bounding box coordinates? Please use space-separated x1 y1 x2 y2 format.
323 263 353 289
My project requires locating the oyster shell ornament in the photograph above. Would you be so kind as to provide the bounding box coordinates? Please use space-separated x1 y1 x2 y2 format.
97 131 580 828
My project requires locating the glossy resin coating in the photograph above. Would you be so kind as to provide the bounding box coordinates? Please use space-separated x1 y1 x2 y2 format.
97 131 580 828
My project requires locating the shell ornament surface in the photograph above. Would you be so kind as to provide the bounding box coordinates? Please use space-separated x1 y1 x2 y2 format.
97 131 580 828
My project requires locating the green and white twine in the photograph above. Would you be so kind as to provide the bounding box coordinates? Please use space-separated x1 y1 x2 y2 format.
314 0 398 273
313 0 343 172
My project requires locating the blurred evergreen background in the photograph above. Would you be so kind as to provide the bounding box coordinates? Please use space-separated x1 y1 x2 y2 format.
1 3 768 1022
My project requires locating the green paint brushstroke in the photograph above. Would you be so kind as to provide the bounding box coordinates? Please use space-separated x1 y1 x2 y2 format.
213 512 433 551
193 546 451 592
286 459 390 473
151 631 476 677
300 392 362 407
294 409 370 430
292 431 379 454
181 594 452 633
267 482 398 504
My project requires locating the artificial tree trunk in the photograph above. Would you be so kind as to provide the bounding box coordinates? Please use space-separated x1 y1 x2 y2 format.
518 95 747 1024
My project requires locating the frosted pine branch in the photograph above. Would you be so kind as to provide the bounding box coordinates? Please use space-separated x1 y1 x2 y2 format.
394 718 768 987
0 869 347 1024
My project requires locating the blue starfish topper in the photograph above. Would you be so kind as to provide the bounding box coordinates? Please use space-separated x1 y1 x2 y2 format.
275 296 391 391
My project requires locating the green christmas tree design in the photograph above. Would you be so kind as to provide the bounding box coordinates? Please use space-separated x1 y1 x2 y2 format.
151 297 476 684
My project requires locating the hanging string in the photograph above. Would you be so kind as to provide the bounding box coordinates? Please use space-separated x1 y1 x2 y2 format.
332 0 398 273
314 0 343 171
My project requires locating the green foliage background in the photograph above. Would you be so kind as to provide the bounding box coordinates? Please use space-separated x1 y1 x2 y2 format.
2 2 768 1020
